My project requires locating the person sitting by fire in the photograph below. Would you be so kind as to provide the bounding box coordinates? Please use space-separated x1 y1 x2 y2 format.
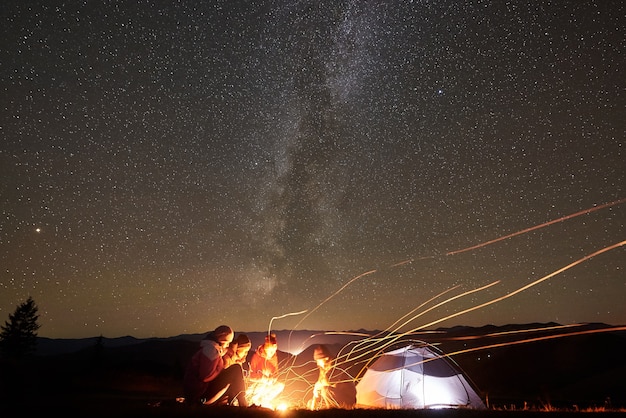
308 344 356 410
247 333 284 407
183 325 248 407
249 333 279 379
223 333 252 370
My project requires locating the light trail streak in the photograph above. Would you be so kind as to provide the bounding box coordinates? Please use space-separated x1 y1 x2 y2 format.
269 310 308 336
341 240 625 379
402 240 625 335
442 323 584 341
292 199 624 334
445 198 626 256
347 325 626 375
338 282 500 367
444 325 626 358
291 269 377 332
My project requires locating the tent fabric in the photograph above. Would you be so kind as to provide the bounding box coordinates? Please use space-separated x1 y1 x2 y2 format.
356 344 486 409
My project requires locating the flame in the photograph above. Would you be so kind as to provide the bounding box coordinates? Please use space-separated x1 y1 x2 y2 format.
246 376 285 409
275 403 289 411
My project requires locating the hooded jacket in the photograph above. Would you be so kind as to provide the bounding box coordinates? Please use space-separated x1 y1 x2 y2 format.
183 338 225 401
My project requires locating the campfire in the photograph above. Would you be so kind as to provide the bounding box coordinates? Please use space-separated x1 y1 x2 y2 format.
246 375 286 409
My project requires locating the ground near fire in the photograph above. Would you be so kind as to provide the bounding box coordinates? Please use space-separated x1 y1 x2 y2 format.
1 323 625 417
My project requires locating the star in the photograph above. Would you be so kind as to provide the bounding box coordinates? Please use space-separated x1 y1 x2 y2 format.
0 0 623 339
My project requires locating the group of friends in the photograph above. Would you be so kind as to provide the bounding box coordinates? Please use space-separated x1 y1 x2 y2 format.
183 324 356 409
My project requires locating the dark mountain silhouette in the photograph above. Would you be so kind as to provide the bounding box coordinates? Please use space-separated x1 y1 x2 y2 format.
34 329 376 357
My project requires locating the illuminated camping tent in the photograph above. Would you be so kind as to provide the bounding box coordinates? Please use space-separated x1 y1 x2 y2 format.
356 344 486 409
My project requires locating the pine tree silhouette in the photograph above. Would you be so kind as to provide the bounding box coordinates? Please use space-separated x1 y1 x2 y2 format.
0 296 41 360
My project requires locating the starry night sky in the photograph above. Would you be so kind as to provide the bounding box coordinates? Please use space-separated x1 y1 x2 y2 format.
1 0 624 339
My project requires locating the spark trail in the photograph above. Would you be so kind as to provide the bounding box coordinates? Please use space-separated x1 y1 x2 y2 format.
297 198 625 328
374 239 626 354
446 197 626 256
330 240 626 380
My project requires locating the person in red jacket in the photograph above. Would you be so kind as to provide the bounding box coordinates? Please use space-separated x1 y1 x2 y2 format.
183 325 248 406
248 333 279 379
247 333 284 407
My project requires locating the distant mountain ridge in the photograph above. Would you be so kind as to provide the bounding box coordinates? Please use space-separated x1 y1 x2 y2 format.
35 328 379 356
35 322 619 356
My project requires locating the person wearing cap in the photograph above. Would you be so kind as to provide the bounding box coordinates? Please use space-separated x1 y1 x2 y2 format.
223 333 252 369
183 325 248 406
308 344 356 410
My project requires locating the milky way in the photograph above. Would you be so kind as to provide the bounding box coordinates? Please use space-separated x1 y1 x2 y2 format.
1 0 624 338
